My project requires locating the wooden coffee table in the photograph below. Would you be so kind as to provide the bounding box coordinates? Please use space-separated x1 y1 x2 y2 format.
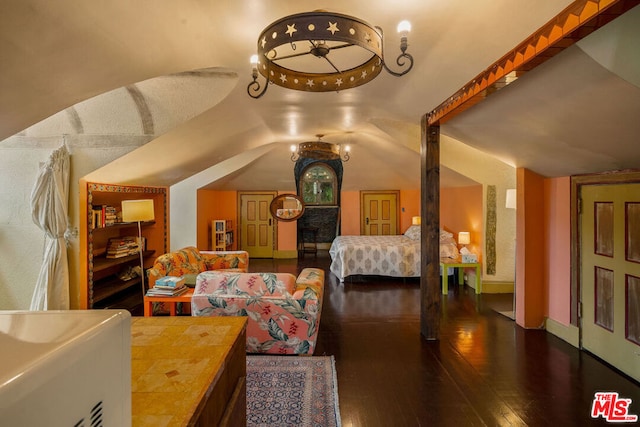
143 288 194 316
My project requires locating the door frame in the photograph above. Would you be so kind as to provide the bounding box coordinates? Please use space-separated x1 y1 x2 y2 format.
360 190 400 235
237 191 278 256
570 170 640 335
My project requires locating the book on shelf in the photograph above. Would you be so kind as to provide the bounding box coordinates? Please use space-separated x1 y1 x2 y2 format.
105 236 140 258
91 204 120 228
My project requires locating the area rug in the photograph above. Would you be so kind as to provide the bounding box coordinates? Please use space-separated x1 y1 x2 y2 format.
246 355 342 427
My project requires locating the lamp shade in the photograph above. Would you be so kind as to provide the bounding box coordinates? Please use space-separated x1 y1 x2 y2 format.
412 216 421 225
458 231 471 245
506 189 517 209
121 199 155 222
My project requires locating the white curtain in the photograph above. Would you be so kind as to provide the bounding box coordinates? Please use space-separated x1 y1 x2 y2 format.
30 143 71 310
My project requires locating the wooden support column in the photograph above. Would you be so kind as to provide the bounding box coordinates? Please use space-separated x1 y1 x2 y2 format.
420 116 441 340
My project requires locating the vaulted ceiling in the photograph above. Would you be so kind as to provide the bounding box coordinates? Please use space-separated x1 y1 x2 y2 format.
2 1 639 191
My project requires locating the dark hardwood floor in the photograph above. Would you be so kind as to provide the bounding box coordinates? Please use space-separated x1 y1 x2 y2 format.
249 252 640 426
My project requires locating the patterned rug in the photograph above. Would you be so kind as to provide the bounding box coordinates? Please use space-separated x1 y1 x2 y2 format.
246 355 341 427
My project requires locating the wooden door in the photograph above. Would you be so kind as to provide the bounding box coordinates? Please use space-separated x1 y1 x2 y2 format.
581 183 640 382
361 191 399 235
239 192 275 258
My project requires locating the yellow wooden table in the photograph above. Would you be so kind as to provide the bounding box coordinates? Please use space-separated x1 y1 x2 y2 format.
131 316 247 427
440 258 482 295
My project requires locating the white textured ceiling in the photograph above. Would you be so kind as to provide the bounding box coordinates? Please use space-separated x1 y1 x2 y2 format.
1 1 639 190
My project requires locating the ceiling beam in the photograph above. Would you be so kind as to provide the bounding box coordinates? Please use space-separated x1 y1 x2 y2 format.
427 0 640 126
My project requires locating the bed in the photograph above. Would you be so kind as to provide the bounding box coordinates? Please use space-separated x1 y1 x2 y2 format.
329 226 459 282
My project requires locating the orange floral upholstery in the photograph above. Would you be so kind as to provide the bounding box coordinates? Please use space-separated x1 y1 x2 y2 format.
147 246 249 287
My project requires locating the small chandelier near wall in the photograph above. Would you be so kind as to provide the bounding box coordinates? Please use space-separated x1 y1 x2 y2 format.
248 10 413 99
290 134 350 162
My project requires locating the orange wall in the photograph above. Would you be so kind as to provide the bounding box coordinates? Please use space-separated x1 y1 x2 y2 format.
197 190 297 252
544 177 571 325
197 189 238 250
400 189 420 233
440 185 483 259
340 190 420 235
516 168 545 328
340 191 360 235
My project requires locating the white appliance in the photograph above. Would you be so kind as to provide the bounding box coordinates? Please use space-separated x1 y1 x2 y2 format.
0 310 131 427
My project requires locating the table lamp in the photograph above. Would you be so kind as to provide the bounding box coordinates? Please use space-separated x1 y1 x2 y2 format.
121 199 155 297
458 231 471 249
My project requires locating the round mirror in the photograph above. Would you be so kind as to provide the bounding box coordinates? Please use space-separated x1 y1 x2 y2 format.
270 194 305 222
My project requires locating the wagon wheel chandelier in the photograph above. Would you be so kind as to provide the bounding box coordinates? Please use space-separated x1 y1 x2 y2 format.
247 10 413 99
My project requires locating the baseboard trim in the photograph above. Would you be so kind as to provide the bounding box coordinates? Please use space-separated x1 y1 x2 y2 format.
480 281 514 294
544 317 579 348
273 250 298 259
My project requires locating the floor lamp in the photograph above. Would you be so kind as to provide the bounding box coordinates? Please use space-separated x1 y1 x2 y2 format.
121 199 155 298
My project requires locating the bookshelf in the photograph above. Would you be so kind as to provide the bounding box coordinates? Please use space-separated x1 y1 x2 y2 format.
80 181 168 311
212 219 233 251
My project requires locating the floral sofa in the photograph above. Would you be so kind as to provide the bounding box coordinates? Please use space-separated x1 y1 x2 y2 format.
146 246 249 315
147 246 249 287
191 268 325 355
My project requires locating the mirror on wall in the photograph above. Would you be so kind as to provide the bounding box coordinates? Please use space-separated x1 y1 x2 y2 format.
270 194 305 222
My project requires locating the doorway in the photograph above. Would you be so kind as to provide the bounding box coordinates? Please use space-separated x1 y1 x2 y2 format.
361 191 399 235
580 182 640 382
238 192 276 258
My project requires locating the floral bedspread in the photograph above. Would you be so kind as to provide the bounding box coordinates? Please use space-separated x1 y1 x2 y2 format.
329 235 421 281
329 233 459 281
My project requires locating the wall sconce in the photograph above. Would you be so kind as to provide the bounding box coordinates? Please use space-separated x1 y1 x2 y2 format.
412 216 421 225
506 189 517 209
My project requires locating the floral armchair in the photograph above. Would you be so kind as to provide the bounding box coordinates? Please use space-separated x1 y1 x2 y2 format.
191 268 325 355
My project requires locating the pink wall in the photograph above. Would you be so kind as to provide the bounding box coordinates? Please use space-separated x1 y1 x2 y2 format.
276 191 298 251
543 177 571 325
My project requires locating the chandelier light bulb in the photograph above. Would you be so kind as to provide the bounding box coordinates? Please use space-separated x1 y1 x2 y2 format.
397 20 411 34
250 54 259 66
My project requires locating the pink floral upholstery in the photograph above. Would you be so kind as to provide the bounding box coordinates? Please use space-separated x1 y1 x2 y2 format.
191 268 325 355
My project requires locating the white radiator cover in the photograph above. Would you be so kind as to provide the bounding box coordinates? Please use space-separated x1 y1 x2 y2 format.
0 310 131 427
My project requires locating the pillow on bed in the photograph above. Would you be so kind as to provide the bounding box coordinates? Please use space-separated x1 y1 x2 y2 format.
404 225 421 240
439 229 459 259
440 229 455 243
440 242 459 259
